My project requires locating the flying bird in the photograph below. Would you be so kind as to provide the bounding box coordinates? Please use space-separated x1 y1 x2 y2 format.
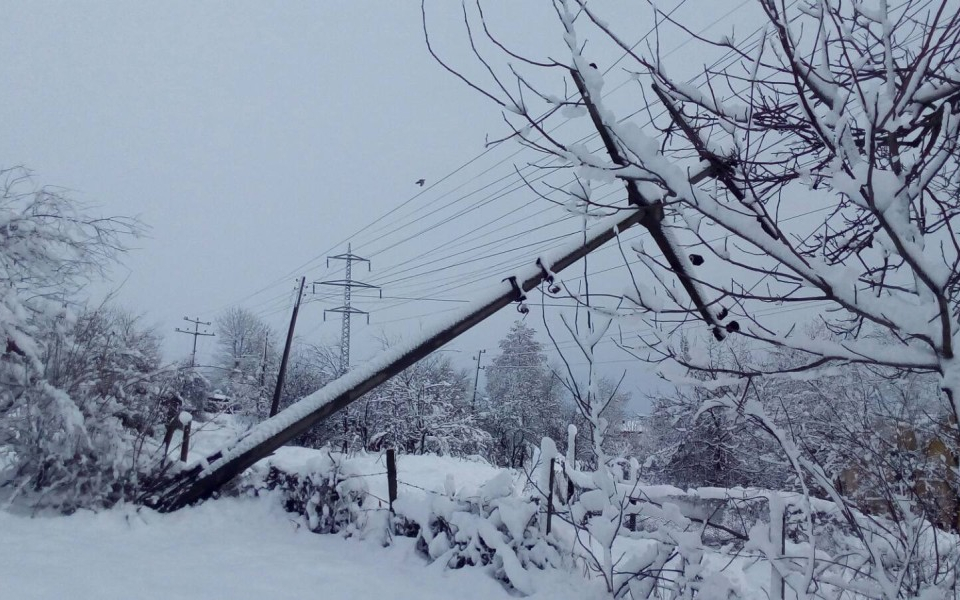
415 178 426 187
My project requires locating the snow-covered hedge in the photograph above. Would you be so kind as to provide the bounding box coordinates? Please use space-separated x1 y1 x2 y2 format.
242 443 960 599
247 450 565 595
396 470 564 595
259 452 367 535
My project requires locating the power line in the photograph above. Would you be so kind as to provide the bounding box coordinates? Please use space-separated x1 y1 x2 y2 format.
197 0 819 367
197 0 737 317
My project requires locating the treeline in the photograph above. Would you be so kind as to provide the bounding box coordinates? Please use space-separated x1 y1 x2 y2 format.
198 313 636 470
638 334 959 531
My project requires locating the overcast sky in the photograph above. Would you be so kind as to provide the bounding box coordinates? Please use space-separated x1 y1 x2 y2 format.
0 1 770 411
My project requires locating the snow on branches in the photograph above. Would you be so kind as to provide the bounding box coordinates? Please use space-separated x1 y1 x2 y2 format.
424 1 960 596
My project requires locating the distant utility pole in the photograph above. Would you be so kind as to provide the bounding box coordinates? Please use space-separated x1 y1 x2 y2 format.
259 332 269 388
270 277 306 418
471 349 486 408
317 244 380 375
175 316 214 368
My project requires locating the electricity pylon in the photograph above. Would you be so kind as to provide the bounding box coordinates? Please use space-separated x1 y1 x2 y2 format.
316 244 380 374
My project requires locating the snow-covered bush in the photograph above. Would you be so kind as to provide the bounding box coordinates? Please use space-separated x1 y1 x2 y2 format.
259 451 367 535
0 168 141 512
397 470 565 595
250 451 566 595
3 304 170 512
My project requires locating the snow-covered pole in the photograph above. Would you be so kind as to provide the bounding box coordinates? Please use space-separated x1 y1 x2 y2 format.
769 494 786 600
139 167 710 512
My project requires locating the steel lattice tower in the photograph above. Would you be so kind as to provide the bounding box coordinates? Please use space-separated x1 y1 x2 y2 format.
316 244 380 375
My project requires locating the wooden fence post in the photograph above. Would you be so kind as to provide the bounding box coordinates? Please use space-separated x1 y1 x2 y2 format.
161 418 178 465
546 458 556 535
386 448 397 513
179 421 192 463
769 496 786 600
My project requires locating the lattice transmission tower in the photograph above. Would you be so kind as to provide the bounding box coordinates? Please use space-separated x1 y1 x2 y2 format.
316 244 380 375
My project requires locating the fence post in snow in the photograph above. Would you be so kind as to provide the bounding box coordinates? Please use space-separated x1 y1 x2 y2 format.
161 419 177 466
546 458 555 535
386 448 398 513
769 495 786 600
179 421 192 463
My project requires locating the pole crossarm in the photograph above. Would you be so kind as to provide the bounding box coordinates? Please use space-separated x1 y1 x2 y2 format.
316 280 381 291
570 69 726 340
326 252 370 267
174 317 215 368
324 306 370 314
141 165 716 513
324 305 371 325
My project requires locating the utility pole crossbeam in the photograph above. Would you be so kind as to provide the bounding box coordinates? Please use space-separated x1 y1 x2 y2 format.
175 317 214 368
316 244 380 375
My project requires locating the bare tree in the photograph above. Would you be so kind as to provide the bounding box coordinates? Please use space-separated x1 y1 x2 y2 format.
211 307 276 417
428 0 960 596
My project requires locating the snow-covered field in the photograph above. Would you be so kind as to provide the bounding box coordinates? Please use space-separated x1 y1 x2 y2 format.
1 495 598 600
7 418 945 600
3 419 598 600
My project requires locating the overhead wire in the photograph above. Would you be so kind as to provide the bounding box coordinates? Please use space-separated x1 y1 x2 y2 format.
257 0 920 322
208 0 795 357
199 0 726 317
349 10 781 300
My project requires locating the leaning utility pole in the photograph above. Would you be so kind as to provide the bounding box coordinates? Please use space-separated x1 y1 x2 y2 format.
471 349 486 408
317 244 380 374
141 163 727 513
270 277 306 417
175 317 215 368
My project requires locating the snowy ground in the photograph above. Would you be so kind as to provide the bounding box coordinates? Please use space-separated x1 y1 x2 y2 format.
4 418 599 600
1 495 599 600
0 419 775 599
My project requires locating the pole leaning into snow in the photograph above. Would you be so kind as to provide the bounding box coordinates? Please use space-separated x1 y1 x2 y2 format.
141 165 720 512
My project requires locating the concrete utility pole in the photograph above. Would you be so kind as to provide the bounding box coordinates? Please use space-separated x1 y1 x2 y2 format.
175 317 214 368
471 349 486 408
270 277 306 417
260 332 269 388
142 163 725 513
317 244 380 375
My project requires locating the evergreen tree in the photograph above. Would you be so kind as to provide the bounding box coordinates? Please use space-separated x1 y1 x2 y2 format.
481 321 563 467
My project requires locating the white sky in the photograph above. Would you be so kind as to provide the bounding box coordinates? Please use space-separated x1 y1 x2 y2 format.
0 1 778 411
